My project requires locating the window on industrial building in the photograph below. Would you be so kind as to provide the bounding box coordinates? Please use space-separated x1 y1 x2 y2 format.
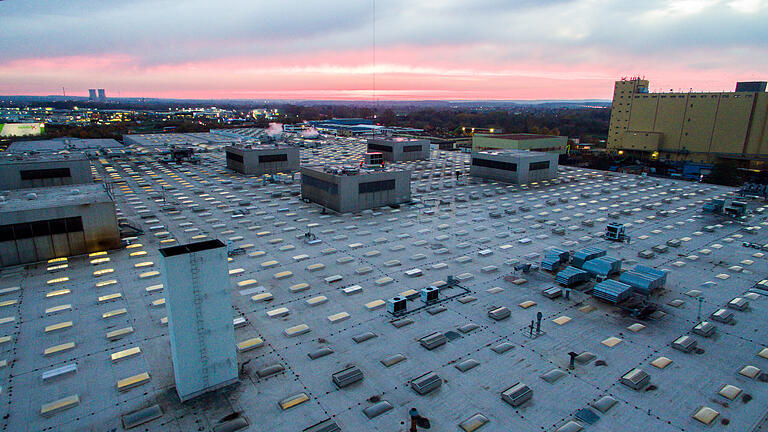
0 216 84 242
225 152 244 163
0 226 11 243
367 143 393 152
303 175 338 194
19 167 72 180
258 153 288 163
471 158 517 172
50 218 67 234
529 161 550 171
402 145 423 152
359 179 396 194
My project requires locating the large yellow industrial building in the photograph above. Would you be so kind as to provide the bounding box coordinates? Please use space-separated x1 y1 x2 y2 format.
607 78 768 165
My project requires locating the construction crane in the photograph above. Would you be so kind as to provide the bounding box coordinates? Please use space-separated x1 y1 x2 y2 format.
604 223 630 243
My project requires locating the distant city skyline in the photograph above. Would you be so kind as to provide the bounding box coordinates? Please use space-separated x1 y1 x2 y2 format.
0 0 765 100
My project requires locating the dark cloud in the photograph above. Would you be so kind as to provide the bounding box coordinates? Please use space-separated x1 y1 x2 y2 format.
0 0 765 72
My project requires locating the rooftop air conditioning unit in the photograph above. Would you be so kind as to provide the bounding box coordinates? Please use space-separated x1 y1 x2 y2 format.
387 296 406 315
421 286 438 304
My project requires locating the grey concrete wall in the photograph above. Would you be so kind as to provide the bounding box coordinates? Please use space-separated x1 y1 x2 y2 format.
470 151 558 184
352 169 412 212
470 163 520 183
300 167 343 212
160 241 238 401
523 155 559 183
0 200 120 267
0 158 92 190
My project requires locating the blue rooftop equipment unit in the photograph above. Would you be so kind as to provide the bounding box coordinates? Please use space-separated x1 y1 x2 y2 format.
421 286 439 304
541 255 561 272
592 280 632 304
555 266 590 286
633 264 667 284
387 296 407 315
541 247 570 271
703 199 725 213
619 271 659 295
619 264 666 295
572 247 607 268
582 256 622 277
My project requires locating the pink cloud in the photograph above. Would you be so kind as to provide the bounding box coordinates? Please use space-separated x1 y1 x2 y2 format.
0 45 763 100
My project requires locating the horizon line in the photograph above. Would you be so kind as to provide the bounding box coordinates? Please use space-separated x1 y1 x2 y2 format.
0 95 613 103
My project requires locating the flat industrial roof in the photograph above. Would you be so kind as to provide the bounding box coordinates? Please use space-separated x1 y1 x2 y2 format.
8 138 122 152
225 144 297 152
302 164 411 176
0 152 88 165
1 134 767 432
475 149 551 157
0 183 113 213
369 137 426 143
478 133 564 140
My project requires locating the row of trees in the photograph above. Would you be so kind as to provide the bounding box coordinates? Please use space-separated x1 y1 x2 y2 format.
376 107 610 143
278 104 611 142
5 100 611 144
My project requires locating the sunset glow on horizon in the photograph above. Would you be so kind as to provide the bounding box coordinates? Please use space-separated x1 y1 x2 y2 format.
1 0 766 100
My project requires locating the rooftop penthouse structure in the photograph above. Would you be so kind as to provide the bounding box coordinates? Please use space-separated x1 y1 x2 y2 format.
224 144 300 176
300 165 411 213
0 153 92 190
470 149 558 184
367 137 431 161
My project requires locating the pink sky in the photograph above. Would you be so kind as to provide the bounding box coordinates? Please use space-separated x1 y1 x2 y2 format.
0 1 765 100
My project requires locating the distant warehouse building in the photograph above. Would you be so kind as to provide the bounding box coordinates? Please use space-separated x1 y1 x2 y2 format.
607 78 768 165
367 137 431 161
224 145 299 176
0 123 44 137
0 184 121 267
472 133 567 154
0 153 92 190
470 150 558 184
301 165 411 213
8 137 122 154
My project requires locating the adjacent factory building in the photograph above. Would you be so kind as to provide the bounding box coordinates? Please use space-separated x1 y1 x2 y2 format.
607 78 768 164
366 137 431 161
8 138 123 154
224 144 300 176
0 184 121 266
470 149 558 184
159 239 238 402
472 133 567 154
0 153 93 190
301 165 412 213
